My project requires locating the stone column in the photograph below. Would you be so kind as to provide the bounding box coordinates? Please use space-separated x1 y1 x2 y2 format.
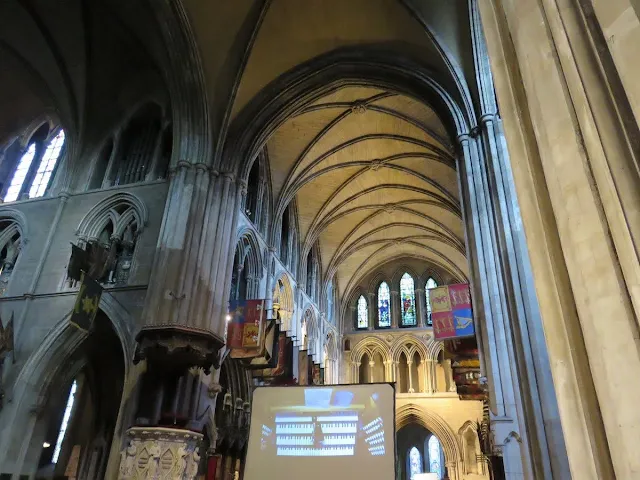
390 290 399 328
479 0 640 477
415 287 425 327
350 361 359 384
367 292 375 330
423 359 433 394
349 305 356 332
406 359 414 393
116 164 242 479
443 359 457 393
368 359 375 383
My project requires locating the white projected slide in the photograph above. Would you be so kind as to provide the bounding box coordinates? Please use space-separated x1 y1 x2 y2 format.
244 384 395 480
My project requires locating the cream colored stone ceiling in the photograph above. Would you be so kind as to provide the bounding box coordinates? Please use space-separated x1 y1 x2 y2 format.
267 86 467 296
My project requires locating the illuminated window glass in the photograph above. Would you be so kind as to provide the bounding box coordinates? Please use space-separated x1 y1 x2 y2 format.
5 143 36 202
357 295 368 329
400 272 416 326
428 435 442 479
30 130 65 198
425 277 438 326
409 446 422 479
52 380 77 464
377 281 391 327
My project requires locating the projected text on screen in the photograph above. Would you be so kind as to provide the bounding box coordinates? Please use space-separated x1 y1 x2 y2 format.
244 384 395 480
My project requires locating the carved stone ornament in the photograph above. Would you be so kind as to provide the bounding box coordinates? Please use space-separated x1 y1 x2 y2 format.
134 325 225 374
118 427 203 480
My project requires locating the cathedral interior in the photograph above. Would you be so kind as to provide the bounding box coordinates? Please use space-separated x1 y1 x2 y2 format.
0 0 638 479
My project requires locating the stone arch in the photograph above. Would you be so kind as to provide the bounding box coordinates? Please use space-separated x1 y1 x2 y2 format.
76 192 148 242
0 295 135 477
421 267 445 287
427 338 444 362
350 336 391 365
273 272 294 333
234 228 264 298
396 403 463 477
391 264 421 287
458 420 481 475
300 307 317 352
0 207 29 241
226 47 473 182
391 335 430 364
367 271 389 295
325 330 338 361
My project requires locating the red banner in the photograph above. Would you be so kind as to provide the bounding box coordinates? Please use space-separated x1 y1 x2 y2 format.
429 284 475 340
226 299 265 350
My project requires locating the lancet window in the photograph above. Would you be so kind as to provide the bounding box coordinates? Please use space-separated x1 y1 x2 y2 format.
378 281 391 327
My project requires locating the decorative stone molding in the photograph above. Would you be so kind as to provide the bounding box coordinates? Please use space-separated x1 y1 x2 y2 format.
134 324 225 374
118 427 203 480
76 192 148 242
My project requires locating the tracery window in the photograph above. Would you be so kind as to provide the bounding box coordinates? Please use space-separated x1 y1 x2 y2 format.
400 272 416 326
428 435 442 478
52 380 77 464
3 123 65 202
425 277 438 326
357 295 368 329
29 129 65 198
377 281 391 327
409 446 423 479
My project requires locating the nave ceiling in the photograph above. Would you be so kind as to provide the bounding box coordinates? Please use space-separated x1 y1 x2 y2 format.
265 85 467 298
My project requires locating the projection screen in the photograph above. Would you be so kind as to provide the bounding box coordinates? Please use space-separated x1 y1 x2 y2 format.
243 383 396 480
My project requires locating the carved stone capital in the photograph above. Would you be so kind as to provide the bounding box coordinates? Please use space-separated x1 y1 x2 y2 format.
134 324 225 374
118 427 203 480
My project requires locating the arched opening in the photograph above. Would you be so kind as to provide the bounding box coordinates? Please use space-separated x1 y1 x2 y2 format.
462 425 479 474
34 311 125 480
112 103 162 186
397 423 445 480
230 244 250 302
89 139 114 190
397 351 409 393
400 272 416 327
377 281 391 328
356 295 368 329
3 124 66 202
411 351 421 393
372 351 385 383
359 353 370 384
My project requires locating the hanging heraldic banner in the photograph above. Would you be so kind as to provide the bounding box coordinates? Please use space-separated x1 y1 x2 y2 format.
227 299 265 358
429 283 475 340
70 272 103 332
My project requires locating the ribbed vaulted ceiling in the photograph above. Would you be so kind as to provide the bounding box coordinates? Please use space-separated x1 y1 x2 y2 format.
268 85 467 297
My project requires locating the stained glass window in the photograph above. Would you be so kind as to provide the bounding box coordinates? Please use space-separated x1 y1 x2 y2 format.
400 272 416 326
428 435 442 478
5 143 36 202
357 295 368 329
30 129 65 198
409 446 422 479
377 282 391 327
52 380 77 464
425 277 438 326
